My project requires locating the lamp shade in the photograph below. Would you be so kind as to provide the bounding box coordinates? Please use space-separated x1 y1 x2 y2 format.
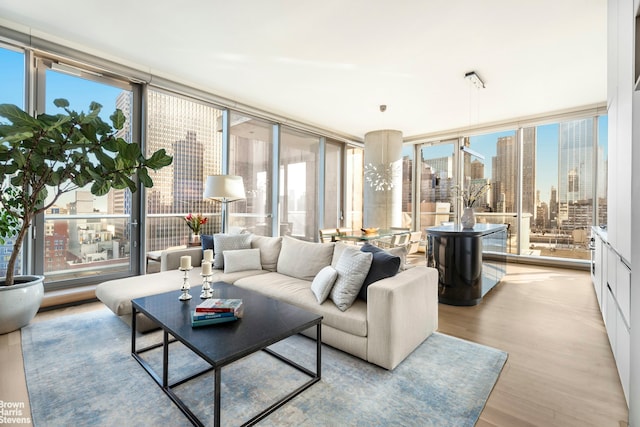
203 175 245 202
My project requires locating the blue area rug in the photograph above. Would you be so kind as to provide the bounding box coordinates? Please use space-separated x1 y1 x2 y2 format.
22 308 507 426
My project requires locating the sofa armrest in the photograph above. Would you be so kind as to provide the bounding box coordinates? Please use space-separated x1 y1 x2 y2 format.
366 265 439 370
160 246 203 271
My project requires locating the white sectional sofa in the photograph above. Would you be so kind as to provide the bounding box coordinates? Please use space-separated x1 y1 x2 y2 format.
96 234 439 370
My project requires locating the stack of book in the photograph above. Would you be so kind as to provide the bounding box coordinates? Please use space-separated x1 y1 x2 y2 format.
191 298 244 327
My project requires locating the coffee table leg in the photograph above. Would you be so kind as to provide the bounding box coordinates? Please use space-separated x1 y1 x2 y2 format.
162 330 169 387
131 306 137 354
214 367 221 427
316 322 322 378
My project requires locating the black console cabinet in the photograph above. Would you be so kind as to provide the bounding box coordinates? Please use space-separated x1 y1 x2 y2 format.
426 223 507 306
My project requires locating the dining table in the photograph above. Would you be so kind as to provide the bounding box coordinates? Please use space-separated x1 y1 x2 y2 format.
337 229 406 243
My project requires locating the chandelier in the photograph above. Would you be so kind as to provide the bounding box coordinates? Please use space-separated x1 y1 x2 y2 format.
364 161 400 191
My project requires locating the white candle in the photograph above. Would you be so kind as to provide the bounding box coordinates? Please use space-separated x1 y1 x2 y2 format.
203 249 214 262
202 261 212 275
180 255 191 269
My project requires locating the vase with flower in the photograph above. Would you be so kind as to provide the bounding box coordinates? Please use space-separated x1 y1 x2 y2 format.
184 213 208 245
451 181 490 229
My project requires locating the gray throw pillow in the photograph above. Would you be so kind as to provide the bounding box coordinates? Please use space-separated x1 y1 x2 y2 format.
310 265 338 304
213 233 252 269
330 246 373 311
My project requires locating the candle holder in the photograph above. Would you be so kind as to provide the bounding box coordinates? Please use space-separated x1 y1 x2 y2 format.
178 266 193 301
200 272 214 299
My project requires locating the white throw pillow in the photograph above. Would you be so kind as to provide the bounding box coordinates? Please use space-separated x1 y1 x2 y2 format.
310 266 338 304
213 233 252 269
223 248 262 274
330 246 373 311
250 235 283 272
276 236 335 281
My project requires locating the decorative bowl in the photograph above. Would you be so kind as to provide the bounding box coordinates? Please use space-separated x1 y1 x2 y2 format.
361 227 379 235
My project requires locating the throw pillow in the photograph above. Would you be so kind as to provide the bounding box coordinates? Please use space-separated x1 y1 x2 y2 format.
387 245 408 271
201 234 214 249
358 243 401 301
330 246 373 311
331 241 352 267
251 235 283 272
223 248 262 274
201 234 214 254
277 236 335 281
213 233 252 269
310 265 338 304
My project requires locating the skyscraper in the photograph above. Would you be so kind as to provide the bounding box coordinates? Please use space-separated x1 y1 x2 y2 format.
557 118 594 225
521 127 536 224
492 135 517 213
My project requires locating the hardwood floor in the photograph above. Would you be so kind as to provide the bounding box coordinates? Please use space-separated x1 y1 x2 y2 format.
0 262 629 426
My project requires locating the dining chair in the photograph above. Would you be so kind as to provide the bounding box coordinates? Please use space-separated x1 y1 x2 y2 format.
318 228 339 243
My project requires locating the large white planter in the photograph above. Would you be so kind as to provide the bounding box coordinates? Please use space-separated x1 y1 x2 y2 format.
0 275 44 335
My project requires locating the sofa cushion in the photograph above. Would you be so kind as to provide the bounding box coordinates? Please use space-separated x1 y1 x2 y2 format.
250 235 282 272
330 246 373 311
311 265 338 304
277 235 335 281
223 248 262 273
358 243 401 301
234 272 368 337
213 233 252 269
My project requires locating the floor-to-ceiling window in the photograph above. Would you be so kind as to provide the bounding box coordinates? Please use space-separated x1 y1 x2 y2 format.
145 89 223 251
0 45 25 278
597 115 608 227
401 145 415 229
323 140 343 229
228 112 273 235
409 114 607 263
345 146 364 232
34 57 142 286
525 117 602 261
417 140 457 231
464 129 520 254
279 127 320 240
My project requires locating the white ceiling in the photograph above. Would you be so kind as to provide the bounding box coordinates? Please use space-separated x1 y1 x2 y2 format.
0 0 607 141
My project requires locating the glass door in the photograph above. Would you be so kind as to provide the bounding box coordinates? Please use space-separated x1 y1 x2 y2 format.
34 58 140 287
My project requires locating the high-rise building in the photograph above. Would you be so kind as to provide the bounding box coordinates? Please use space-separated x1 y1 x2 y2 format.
557 118 594 225
492 135 518 213
111 90 133 220
470 159 484 179
550 186 558 227
421 156 453 204
522 127 536 223
536 202 549 229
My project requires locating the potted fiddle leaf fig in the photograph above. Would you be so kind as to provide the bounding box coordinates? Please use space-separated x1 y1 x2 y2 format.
0 99 173 334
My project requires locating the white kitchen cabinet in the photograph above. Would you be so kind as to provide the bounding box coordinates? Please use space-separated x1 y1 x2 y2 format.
592 227 630 406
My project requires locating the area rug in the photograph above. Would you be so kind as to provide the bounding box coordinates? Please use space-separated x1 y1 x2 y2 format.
22 308 507 426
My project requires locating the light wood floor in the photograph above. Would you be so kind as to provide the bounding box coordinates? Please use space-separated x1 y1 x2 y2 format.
0 263 629 427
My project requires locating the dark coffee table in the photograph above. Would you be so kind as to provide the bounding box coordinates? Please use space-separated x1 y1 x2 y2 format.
131 282 322 427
